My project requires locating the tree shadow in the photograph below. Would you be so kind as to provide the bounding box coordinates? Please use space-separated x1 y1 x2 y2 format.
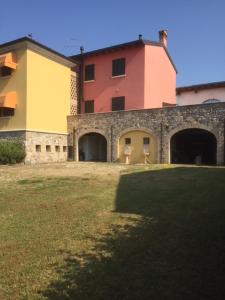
40 167 225 300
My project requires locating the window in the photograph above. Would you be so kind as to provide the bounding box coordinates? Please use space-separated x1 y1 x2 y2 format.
85 64 95 81
112 97 125 111
143 137 150 145
85 100 94 113
125 138 131 145
36 145 41 152
1 67 12 77
55 145 60 152
63 146 67 152
112 58 125 77
0 108 14 117
202 99 222 104
46 145 51 152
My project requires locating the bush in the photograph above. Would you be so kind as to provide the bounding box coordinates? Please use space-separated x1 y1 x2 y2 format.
0 140 26 164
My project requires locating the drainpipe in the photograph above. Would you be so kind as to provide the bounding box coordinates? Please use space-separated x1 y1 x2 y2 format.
79 46 84 114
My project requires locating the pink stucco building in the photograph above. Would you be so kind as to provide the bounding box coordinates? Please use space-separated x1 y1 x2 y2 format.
72 30 177 114
176 81 225 106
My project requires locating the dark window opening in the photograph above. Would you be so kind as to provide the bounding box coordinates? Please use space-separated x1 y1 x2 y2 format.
0 108 14 117
85 100 94 113
112 96 125 111
1 67 12 77
143 137 150 145
36 145 41 152
46 145 51 152
85 64 95 81
55 145 60 152
63 146 67 152
112 58 125 77
125 138 131 145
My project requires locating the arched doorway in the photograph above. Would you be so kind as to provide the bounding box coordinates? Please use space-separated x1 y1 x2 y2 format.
118 130 157 164
170 128 217 165
79 133 107 162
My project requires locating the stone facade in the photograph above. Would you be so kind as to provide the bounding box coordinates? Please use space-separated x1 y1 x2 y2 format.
0 130 68 164
68 102 225 165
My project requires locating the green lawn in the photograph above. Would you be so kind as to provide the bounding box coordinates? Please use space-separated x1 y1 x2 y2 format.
0 163 225 299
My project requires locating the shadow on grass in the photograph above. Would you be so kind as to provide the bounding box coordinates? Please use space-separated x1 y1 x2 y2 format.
41 167 225 300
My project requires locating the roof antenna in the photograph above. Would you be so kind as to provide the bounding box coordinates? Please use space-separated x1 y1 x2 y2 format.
138 34 143 40
28 33 33 39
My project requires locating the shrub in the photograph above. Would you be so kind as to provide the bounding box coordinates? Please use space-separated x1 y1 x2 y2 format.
0 140 26 164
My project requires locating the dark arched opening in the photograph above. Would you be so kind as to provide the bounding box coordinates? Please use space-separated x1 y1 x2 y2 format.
171 128 217 165
79 133 107 162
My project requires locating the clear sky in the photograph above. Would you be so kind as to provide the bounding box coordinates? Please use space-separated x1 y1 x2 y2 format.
1 0 225 86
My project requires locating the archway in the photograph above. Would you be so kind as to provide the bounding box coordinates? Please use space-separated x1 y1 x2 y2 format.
170 128 217 165
118 130 157 164
79 133 107 162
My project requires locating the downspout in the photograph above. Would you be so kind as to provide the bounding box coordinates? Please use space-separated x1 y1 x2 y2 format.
79 46 84 114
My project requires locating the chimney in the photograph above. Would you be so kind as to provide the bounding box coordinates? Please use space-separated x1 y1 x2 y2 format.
159 30 168 48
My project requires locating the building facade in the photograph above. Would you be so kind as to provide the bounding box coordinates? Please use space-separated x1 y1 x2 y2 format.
72 30 177 114
1 32 225 165
177 81 225 105
0 37 76 163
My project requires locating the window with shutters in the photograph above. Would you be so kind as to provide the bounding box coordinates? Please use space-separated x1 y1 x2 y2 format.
112 96 125 111
85 100 94 113
112 58 125 77
84 64 95 81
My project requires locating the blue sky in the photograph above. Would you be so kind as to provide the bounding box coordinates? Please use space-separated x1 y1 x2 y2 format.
1 0 225 86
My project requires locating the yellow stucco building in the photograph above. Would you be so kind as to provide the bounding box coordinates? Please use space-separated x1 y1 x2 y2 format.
0 37 76 163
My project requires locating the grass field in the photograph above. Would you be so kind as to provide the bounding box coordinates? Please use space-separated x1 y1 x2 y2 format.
0 162 225 300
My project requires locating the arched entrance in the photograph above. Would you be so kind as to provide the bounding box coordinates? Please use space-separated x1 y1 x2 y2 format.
79 133 107 162
170 128 217 165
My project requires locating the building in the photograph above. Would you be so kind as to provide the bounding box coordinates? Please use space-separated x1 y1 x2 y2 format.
72 30 177 114
177 81 225 105
1 32 225 165
0 37 76 163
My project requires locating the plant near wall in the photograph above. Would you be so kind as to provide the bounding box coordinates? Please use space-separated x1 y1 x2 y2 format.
0 140 26 164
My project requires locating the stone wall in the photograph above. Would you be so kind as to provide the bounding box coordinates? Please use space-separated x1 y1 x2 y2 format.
0 130 68 164
67 102 225 165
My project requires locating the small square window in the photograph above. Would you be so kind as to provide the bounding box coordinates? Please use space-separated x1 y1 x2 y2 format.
55 145 60 152
46 145 51 152
112 97 125 111
125 138 131 145
85 64 95 81
112 58 125 77
36 145 41 152
85 100 94 113
143 137 150 145
63 146 67 152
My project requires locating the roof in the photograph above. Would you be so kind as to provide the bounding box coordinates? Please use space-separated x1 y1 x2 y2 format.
71 39 177 73
176 81 225 94
0 37 75 67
